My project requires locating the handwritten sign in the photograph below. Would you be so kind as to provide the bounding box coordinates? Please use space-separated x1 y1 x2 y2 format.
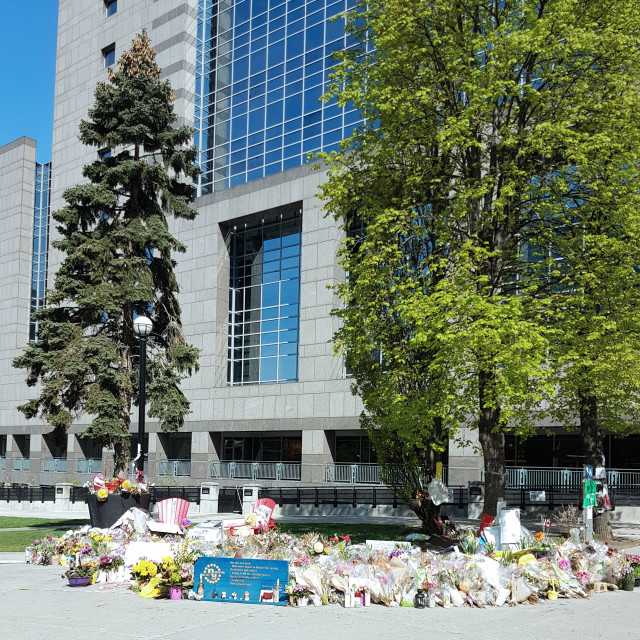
193 557 288 605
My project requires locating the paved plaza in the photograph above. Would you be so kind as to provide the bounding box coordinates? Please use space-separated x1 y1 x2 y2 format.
2 509 640 639
1 559 639 640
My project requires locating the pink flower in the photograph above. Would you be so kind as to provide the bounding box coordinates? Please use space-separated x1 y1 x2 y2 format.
558 558 570 571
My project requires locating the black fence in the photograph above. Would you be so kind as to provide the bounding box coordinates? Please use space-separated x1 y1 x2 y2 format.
505 486 616 512
0 485 56 503
150 486 201 505
258 486 469 510
218 487 243 513
0 484 620 513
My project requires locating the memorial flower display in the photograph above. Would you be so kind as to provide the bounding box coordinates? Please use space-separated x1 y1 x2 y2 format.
25 513 638 607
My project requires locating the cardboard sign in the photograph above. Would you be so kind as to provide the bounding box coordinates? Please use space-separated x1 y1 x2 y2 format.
193 557 288 605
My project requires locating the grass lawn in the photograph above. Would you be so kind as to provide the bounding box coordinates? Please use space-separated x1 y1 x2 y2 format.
0 529 76 552
0 516 90 529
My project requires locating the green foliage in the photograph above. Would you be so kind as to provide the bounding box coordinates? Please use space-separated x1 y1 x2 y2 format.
319 0 640 512
13 31 200 473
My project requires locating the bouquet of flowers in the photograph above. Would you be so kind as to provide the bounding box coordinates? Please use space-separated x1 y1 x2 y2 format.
26 537 57 565
131 558 160 584
89 474 147 501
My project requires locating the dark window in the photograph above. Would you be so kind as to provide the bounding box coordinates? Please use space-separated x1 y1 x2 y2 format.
102 43 116 68
335 435 378 464
222 435 301 461
105 0 117 17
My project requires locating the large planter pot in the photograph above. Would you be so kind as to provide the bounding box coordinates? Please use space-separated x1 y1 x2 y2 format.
622 577 635 592
87 493 151 528
68 576 91 587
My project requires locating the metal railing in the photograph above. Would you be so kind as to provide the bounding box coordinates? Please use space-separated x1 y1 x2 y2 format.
157 459 191 477
325 464 449 486
211 461 301 481
75 459 102 474
481 466 640 491
43 458 68 473
13 458 30 471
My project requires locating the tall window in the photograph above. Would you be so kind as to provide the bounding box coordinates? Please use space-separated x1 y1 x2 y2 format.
103 43 116 67
195 0 363 195
227 208 301 385
104 0 117 17
30 162 51 341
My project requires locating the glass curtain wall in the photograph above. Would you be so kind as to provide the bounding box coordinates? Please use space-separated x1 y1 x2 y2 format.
227 208 301 384
30 162 51 341
195 0 361 194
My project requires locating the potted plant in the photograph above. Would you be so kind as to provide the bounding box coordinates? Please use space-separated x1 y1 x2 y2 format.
619 560 635 591
158 556 190 600
63 562 98 587
86 474 151 528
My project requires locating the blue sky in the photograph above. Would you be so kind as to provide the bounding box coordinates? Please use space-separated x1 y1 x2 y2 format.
0 3 59 163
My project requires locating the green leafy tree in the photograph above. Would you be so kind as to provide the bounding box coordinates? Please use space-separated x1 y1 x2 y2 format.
320 0 640 517
13 31 200 475
544 171 640 537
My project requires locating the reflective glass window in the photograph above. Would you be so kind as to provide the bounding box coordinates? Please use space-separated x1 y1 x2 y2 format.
227 208 301 384
195 0 362 194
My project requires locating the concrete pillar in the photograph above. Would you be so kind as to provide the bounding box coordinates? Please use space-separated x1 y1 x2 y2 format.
200 482 219 515
447 427 483 487
55 482 74 511
191 431 218 482
29 433 42 481
147 432 159 478
67 433 78 475
301 429 333 484
241 485 260 515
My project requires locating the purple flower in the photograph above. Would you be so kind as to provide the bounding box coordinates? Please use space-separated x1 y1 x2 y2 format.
182 518 191 528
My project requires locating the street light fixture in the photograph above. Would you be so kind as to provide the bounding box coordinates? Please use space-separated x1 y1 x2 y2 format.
133 315 152 479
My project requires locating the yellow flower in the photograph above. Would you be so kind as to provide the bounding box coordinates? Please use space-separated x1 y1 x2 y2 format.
97 488 109 501
122 480 132 491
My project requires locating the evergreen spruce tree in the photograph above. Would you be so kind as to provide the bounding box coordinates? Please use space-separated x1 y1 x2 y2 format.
13 31 200 475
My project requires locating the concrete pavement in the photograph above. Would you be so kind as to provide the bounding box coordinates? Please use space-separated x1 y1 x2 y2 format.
1 560 640 640
2 508 640 638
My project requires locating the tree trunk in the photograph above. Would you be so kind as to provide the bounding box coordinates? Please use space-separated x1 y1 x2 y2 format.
414 500 444 535
580 394 612 540
478 372 505 517
113 440 129 478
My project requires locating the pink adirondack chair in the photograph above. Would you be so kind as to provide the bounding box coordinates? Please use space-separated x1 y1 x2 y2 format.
157 497 190 525
250 497 276 532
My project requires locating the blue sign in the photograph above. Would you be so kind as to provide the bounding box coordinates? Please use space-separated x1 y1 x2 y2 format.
193 557 288 605
583 465 594 480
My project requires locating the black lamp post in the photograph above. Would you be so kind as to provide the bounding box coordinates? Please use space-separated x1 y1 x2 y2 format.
133 315 152 478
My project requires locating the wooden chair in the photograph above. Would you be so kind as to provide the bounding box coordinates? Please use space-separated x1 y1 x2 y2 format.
157 497 190 525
